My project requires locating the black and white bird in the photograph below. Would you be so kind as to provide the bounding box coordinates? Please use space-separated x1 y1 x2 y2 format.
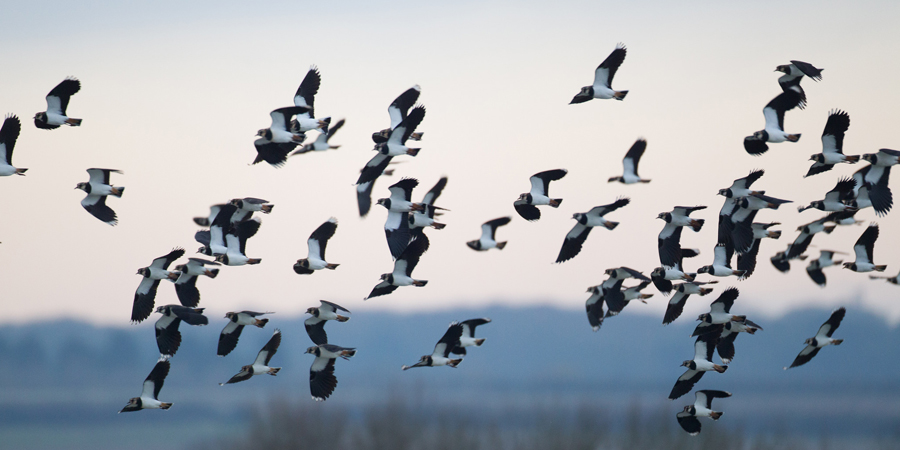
843 223 886 273
75 168 124 225
0 115 26 176
291 118 344 155
410 177 448 233
806 110 857 177
294 218 340 275
600 267 653 316
292 66 331 133
658 205 706 268
215 227 262 266
585 285 606 332
304 300 350 346
797 177 856 213
662 281 718 325
154 305 208 358
34 78 82 129
196 206 257 257
119 359 172 413
610 281 654 316
221 329 282 385
669 334 727 400
467 217 511 251
806 250 843 287
171 258 220 307
217 311 272 357
676 390 732 436
696 287 746 330
775 60 823 108
306 344 356 401
402 321 464 370
650 263 697 296
257 106 309 144
514 169 567 221
743 90 804 155
373 85 423 143
708 319 763 364
786 215 837 260
609 139 650 184
193 203 231 228
231 197 274 219
570 43 628 103
729 193 792 254
451 318 491 355
556 197 630 263
366 234 429 300
252 138 297 168
847 163 893 216
379 178 424 259
355 162 399 217
735 222 781 280
785 307 845 369
132 248 185 323
697 244 746 278
718 170 766 257
357 106 426 185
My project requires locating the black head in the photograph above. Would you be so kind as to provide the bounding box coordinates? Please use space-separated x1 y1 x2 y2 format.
805 337 817 346
75 182 90 192
136 267 149 277
375 143 389 154
753 130 769 141
516 193 533 204
681 360 696 369
651 267 665 278
377 198 391 209
296 259 309 269
809 201 825 210
573 212 587 225
717 188 732 198
683 405 696 415
257 129 272 140
380 273 393 283
224 312 238 321
810 154 825 163
306 307 319 316
230 198 244 209
697 313 711 323
862 153 876 164
657 212 672 222
305 346 320 356
697 266 711 274
215 254 229 265
775 64 791 74
842 262 855 270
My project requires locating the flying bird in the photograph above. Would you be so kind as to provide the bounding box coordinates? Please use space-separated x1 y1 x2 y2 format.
869 271 900 285
291 118 344 155
132 248 185 323
217 311 273 357
231 197 273 218
662 281 718 325
306 344 356 401
609 139 650 184
76 168 124 225
843 223 886 273
785 307 845 369
658 205 706 267
697 244 745 278
514 169 567 221
0 115 26 176
402 321 464 370
256 106 309 144
366 234 430 300
743 90 803 155
735 222 781 280
294 218 340 275
291 66 331 133
775 60 823 108
119 358 172 413
221 329 282 385
34 78 82 129
676 390 732 436
379 178 423 259
585 285 606 332
357 106 426 185
669 334 727 400
806 110 857 177
355 163 398 217
797 177 856 213
304 300 350 346
154 305 208 358
556 197 630 263
570 43 628 103
373 85 423 143
467 216 511 251
215 227 262 266
409 177 448 233
172 258 220 307
805 250 843 287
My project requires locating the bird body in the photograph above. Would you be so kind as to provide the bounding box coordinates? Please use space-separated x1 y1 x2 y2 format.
467 217 511 251
0 115 26 176
402 322 464 370
221 329 282 385
132 248 185 323
76 168 124 225
34 78 82 129
609 139 649 184
676 390 731 435
217 310 273 357
843 223 885 272
570 43 628 103
304 300 350 345
119 359 172 413
786 307 845 369
294 218 339 274
306 344 356 401
514 169 567 221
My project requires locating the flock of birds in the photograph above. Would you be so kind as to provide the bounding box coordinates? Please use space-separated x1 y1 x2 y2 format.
2 44 895 435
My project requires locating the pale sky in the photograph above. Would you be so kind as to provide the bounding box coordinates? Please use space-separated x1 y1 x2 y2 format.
2 1 900 325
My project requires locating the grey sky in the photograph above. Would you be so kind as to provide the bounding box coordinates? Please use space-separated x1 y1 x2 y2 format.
2 1 900 325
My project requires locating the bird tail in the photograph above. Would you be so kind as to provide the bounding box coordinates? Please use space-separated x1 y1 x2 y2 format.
15 168 27 175
207 269 220 279
713 364 728 374
448 358 463 368
160 402 173 410
787 134 801 142
496 241 508 250
768 230 782 239
699 288 713 296
413 280 428 287
340 349 357 358
475 338 486 346
613 90 628 100
832 339 844 345
326 263 340 270
846 155 860 163
709 411 723 420
112 187 125 198
432 222 446 230
875 265 887 272
410 132 424 141
690 219 704 232
255 318 269 328
247 258 262 265
604 220 619 230
261 204 274 214
823 225 837 234
66 118 82 126
406 148 420 156
336 315 350 322
733 270 747 278
268 367 281 376
549 198 563 208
